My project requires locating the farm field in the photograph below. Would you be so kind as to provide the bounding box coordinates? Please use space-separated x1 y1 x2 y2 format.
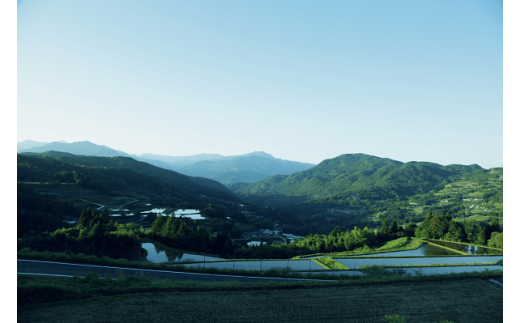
18 279 503 323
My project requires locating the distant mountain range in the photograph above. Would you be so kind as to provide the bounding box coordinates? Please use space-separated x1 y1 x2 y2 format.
17 140 316 185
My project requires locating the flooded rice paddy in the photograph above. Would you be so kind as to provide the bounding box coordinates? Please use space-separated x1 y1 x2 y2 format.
182 260 325 271
334 255 503 268
425 240 502 255
142 243 223 263
353 243 461 257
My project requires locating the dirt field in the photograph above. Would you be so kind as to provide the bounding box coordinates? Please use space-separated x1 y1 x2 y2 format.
18 279 502 323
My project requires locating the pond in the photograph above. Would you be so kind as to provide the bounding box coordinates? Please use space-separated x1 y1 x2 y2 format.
182 260 325 271
386 265 503 276
425 240 502 255
333 255 503 268
141 243 223 263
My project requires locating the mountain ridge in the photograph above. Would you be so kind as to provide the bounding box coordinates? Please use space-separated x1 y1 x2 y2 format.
233 153 485 205
18 141 315 185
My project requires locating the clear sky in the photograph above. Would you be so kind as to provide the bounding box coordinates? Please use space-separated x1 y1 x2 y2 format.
17 0 503 168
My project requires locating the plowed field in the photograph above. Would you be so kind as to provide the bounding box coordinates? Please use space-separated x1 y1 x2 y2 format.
18 279 503 323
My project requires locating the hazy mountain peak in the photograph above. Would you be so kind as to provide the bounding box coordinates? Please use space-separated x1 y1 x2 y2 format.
17 139 48 151
240 151 276 159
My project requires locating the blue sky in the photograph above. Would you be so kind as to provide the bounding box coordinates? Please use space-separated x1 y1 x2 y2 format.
17 0 503 168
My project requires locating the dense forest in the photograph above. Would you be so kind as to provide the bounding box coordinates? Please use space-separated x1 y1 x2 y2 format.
235 211 503 259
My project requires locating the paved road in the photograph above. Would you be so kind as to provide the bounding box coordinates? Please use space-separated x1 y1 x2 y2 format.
17 259 328 283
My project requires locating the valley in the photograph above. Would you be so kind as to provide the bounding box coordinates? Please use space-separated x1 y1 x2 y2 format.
16 147 503 320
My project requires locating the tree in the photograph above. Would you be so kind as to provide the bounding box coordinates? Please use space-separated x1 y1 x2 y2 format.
474 225 487 246
415 211 433 238
389 220 398 234
445 221 466 242
380 219 389 235
151 215 167 236
77 208 93 230
404 223 417 237
487 231 503 249
485 217 501 241
429 216 444 239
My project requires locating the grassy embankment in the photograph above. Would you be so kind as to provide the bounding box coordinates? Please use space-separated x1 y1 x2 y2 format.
313 257 349 270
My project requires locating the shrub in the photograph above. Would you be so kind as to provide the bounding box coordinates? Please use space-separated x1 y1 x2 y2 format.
83 271 101 285
361 265 395 277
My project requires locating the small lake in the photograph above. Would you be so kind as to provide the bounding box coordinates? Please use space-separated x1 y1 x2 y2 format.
386 265 503 276
426 240 502 255
333 255 503 268
141 243 223 263
182 260 325 271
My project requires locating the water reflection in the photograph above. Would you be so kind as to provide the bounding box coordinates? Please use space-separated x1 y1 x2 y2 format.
426 240 502 255
354 244 462 257
141 242 223 263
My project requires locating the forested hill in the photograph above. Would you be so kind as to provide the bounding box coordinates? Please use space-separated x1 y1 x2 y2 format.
234 153 484 202
18 152 240 202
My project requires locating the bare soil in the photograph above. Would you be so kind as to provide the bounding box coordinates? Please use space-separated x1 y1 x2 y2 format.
18 279 502 323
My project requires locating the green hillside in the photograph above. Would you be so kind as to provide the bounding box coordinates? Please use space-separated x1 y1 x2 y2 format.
232 154 498 234
235 153 482 200
18 152 239 202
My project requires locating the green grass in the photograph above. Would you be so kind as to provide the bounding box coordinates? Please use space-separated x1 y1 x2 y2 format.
314 257 349 270
378 237 410 250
